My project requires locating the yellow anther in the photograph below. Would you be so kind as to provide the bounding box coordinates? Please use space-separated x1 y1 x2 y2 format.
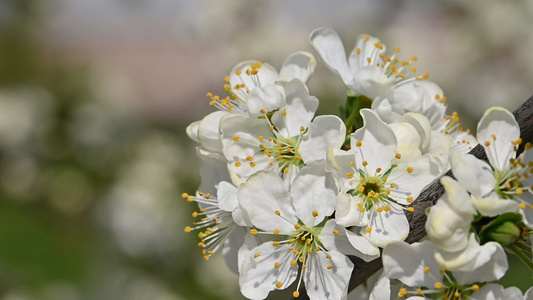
327 265 333 270
192 212 198 218
384 205 391 212
333 230 339 236
281 109 287 116
395 47 401 53
294 224 301 230
212 95 219 101
182 193 189 199
258 136 264 142
407 207 415 212
235 161 241 167
519 203 527 209
407 196 414 203
377 207 384 213
472 284 479 292
295 155 302 161
291 260 297 266
485 141 491 147
246 156 253 161
312 211 319 217
364 34 370 41
376 167 382 173
347 172 354 178
260 108 266 114
411 56 418 62
435 282 443 289
356 48 361 55
254 253 260 258
184 226 191 233
359 206 366 212
293 291 300 298
407 167 414 173
206 92 213 98
187 196 194 202
362 161 368 167
250 229 258 235
284 167 289 174
424 266 430 273
275 210 280 216
365 227 372 233
386 189 391 195
395 153 402 159
198 242 205 248
423 73 429 79
410 67 417 73
235 70 242 76
233 136 239 142
274 229 281 235
358 186 365 192
275 281 282 287
350 161 354 167
390 183 396 188
517 188 524 195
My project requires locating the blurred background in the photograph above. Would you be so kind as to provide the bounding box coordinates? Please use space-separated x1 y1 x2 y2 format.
0 0 532 299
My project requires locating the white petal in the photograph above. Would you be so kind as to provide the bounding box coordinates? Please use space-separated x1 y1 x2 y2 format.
186 120 200 142
387 156 441 205
229 60 278 94
223 226 247 274
246 84 285 116
237 232 262 273
525 287 533 300
398 113 432 153
299 115 346 163
279 51 316 83
451 152 496 197
362 203 409 247
471 284 522 300
368 274 391 300
452 241 508 284
326 147 357 184
382 240 442 287
348 34 386 72
239 243 298 299
198 111 229 152
219 114 271 161
273 78 319 137
390 121 423 163
352 109 397 176
335 193 368 227
477 107 519 171
320 220 380 262
347 66 394 100
471 193 519 217
310 27 353 85
217 181 239 212
197 147 231 195
238 171 296 233
291 162 337 226
304 250 353 300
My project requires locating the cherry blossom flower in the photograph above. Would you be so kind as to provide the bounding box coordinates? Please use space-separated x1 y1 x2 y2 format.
451 107 533 226
237 163 361 299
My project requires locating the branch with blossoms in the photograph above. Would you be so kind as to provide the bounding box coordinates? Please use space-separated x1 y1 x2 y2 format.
182 27 533 300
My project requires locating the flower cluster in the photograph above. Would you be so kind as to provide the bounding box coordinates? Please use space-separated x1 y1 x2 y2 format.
183 28 533 300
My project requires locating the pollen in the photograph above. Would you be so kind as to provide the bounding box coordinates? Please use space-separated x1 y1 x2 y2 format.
362 161 368 167
275 210 280 216
364 34 370 41
274 263 281 269
312 211 319 217
384 205 391 212
235 70 242 76
281 109 287 116
246 156 253 161
376 167 382 173
519 203 527 209
395 153 402 159
181 193 189 199
485 141 491 147
274 229 281 235
407 167 414 173
367 57 372 63
284 167 289 174
260 108 266 114
365 227 372 233
254 253 260 258
424 266 430 273
294 224 301 230
273 241 280 247
291 260 297 266
327 265 333 270
472 284 479 292
347 172 354 178
435 282 443 289
333 230 339 236
356 48 361 55
184 226 191 233
250 229 258 235
235 161 241 167
407 196 414 203
407 207 415 212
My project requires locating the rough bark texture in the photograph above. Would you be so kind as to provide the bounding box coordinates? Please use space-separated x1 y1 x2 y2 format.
295 96 533 299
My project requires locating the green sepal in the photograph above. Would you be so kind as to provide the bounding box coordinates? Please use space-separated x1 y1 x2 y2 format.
479 212 524 246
